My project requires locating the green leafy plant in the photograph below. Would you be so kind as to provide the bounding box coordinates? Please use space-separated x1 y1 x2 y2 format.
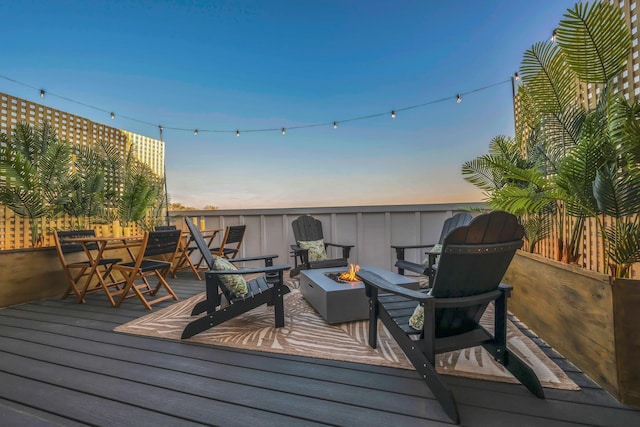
0 121 72 245
463 1 640 277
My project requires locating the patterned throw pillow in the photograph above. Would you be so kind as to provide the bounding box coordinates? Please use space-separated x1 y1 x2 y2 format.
298 239 327 262
409 304 424 330
212 256 248 297
422 243 443 265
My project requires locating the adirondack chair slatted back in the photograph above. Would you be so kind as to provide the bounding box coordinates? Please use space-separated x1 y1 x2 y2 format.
430 211 524 336
185 217 215 270
437 212 473 244
292 215 324 243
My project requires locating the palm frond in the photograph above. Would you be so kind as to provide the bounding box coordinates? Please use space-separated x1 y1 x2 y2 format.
593 163 640 218
557 2 632 83
520 41 577 114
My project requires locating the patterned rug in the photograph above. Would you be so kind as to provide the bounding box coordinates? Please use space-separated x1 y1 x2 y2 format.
115 279 579 390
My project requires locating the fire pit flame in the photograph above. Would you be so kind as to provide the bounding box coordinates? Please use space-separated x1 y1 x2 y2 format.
339 263 360 282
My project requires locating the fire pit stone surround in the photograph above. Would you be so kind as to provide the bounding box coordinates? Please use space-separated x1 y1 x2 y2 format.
299 266 420 324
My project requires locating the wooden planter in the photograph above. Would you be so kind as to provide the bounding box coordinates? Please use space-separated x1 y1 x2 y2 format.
0 247 69 307
503 251 640 406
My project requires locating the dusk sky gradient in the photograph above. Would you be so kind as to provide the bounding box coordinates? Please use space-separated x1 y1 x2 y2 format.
1 0 576 209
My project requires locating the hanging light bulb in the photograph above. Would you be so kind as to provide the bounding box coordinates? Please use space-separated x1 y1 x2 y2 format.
40 89 45 99
333 121 338 129
456 94 462 104
194 129 198 136
391 110 396 119
551 29 558 43
236 129 240 137
110 112 115 119
281 127 286 135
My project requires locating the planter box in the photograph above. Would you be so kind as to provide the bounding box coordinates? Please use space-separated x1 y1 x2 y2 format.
0 247 69 307
0 246 134 308
504 251 640 406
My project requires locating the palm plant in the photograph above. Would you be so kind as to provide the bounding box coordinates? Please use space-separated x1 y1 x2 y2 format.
62 146 108 228
0 121 72 246
463 1 640 277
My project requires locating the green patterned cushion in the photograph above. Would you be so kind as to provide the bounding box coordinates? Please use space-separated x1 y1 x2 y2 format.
212 256 248 297
298 239 327 262
409 304 424 330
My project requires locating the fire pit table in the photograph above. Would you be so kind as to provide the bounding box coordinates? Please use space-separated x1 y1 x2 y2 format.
299 265 420 324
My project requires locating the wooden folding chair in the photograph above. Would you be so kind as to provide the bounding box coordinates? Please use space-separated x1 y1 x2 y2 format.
53 230 123 305
210 225 246 259
113 229 181 310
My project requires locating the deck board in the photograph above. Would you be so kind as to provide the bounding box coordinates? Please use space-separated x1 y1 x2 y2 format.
1 274 639 426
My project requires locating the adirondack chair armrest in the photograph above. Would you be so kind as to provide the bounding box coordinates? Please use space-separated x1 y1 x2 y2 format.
325 242 353 249
206 264 291 276
498 282 513 297
229 254 279 267
358 268 431 302
324 242 353 258
391 244 436 260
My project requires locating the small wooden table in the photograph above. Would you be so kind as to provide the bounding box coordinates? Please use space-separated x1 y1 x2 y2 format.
65 235 143 306
299 266 419 324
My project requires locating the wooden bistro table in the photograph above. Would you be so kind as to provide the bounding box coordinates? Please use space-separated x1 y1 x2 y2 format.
65 235 143 306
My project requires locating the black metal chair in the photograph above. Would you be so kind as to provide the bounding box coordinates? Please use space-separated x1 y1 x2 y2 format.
181 217 291 339
53 229 122 305
392 212 472 283
359 211 544 424
112 229 182 310
290 214 354 277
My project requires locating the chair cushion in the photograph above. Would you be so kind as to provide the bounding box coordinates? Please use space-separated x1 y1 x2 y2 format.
212 256 248 297
422 244 442 264
298 239 327 262
409 304 424 330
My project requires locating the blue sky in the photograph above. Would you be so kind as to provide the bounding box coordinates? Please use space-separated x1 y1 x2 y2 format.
1 0 576 209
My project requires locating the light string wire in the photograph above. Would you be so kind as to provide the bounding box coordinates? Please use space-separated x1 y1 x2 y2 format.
1 73 511 135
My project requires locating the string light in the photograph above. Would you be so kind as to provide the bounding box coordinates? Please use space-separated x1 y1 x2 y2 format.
110 112 115 119
194 129 198 136
391 110 396 119
281 127 286 135
0 73 511 137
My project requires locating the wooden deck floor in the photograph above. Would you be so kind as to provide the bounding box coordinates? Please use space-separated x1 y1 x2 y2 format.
1 274 639 427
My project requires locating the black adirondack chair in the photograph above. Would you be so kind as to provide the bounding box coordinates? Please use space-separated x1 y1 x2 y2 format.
182 217 291 339
290 215 354 277
392 212 472 283
359 211 544 424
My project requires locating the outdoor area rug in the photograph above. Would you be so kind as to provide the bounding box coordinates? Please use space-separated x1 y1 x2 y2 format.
115 279 579 390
